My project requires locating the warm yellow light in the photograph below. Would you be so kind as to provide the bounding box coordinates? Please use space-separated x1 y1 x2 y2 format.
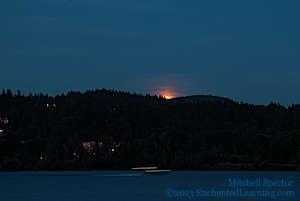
132 167 157 170
165 96 171 99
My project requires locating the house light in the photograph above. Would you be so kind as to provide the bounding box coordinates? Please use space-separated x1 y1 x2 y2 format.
4 118 9 124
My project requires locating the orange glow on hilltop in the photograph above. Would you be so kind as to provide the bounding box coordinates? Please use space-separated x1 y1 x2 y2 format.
155 86 180 99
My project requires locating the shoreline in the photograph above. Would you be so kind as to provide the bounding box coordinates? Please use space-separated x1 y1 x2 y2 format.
1 162 299 171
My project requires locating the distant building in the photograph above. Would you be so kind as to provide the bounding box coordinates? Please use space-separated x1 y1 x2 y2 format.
109 141 121 154
81 140 121 155
115 141 121 148
82 142 91 150
0 117 9 124
3 118 9 124
82 141 96 151
45 103 57 108
98 141 103 148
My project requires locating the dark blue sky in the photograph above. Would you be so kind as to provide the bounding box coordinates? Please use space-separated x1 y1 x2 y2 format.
1 0 300 106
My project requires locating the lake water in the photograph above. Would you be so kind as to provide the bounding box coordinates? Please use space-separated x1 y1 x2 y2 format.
0 170 298 201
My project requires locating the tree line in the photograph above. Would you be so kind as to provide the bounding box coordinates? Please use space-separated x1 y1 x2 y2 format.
0 88 299 171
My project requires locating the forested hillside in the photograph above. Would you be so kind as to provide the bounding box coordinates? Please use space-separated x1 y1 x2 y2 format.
0 89 299 171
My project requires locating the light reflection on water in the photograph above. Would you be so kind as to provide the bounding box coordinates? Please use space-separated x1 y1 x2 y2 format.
0 171 298 201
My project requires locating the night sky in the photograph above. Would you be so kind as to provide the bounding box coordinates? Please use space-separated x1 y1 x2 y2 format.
1 0 300 106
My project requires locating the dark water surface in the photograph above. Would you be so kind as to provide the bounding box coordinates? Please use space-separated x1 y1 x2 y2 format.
0 170 298 201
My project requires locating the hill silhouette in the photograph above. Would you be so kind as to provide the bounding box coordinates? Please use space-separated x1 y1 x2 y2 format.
0 88 299 171
173 95 231 103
